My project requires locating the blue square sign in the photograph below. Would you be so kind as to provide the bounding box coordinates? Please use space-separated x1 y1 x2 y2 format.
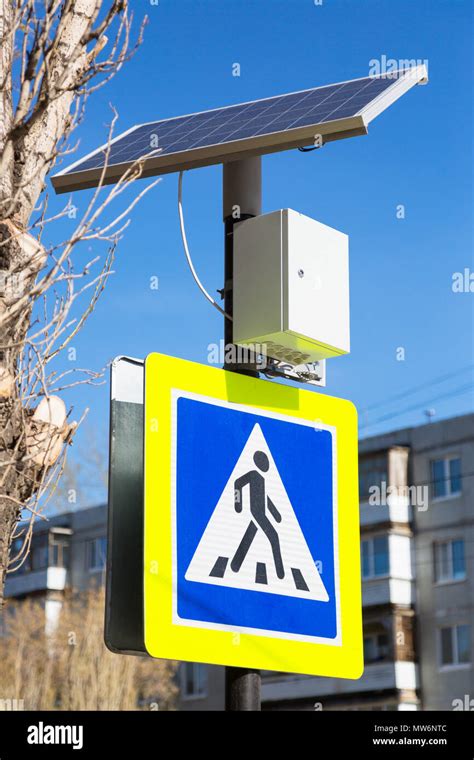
173 391 340 644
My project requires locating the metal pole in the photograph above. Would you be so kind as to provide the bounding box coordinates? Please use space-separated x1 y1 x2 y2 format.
223 157 262 711
225 666 261 711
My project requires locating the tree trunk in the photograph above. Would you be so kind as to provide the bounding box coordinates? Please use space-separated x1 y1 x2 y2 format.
0 0 93 607
0 0 20 608
0 0 130 608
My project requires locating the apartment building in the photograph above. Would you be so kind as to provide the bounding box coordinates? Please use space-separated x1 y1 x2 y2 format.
261 412 473 711
4 505 106 631
4 412 473 711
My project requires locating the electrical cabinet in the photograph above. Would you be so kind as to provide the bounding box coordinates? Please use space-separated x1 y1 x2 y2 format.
233 209 350 364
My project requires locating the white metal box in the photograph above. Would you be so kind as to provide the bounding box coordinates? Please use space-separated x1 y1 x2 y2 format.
233 209 350 364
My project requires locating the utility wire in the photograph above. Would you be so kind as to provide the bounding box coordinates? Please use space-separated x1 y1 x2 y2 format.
360 364 474 416
178 171 232 321
360 382 474 430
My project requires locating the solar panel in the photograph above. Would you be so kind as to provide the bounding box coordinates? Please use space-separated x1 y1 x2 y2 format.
52 65 427 193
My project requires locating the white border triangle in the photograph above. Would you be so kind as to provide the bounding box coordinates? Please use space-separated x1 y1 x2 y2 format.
185 423 329 601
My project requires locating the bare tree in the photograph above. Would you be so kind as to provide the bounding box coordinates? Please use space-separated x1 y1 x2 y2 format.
48 421 108 514
0 589 178 710
0 2 158 606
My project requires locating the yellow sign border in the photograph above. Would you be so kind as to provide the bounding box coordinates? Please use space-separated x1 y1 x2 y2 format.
144 352 363 678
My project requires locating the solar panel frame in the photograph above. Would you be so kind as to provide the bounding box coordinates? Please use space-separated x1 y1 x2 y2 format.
51 65 427 194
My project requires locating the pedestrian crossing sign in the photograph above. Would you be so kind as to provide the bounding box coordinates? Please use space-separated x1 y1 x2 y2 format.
144 353 363 678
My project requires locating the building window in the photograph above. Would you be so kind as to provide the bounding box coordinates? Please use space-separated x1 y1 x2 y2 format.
182 663 207 698
362 536 389 578
364 633 389 663
87 537 107 571
434 539 465 583
359 453 388 502
431 456 462 500
439 624 471 667
31 539 49 571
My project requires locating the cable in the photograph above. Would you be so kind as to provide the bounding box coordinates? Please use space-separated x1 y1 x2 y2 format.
360 364 474 416
360 382 474 431
178 171 232 321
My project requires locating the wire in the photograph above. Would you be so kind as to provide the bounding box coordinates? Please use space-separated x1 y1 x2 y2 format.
360 364 474 416
177 171 232 321
360 382 474 431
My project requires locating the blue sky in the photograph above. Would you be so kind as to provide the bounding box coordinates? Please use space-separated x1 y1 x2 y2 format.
45 0 473 506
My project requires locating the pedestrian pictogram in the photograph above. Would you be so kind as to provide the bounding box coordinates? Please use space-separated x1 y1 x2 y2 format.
185 423 329 602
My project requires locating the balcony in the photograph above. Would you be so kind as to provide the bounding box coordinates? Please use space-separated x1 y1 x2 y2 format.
262 661 419 703
5 566 68 598
360 495 411 527
363 577 414 606
360 531 414 607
